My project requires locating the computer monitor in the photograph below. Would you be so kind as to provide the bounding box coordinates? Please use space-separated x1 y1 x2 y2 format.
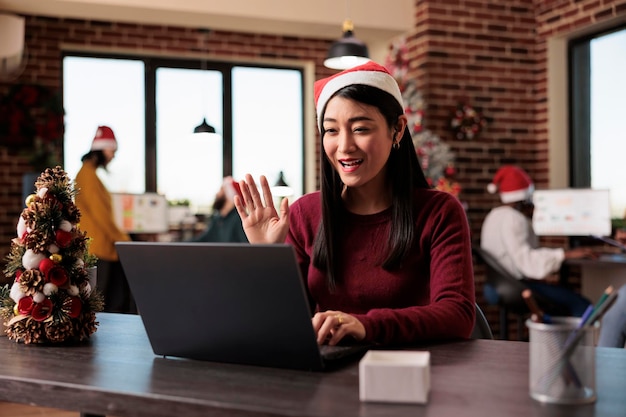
532 188 612 237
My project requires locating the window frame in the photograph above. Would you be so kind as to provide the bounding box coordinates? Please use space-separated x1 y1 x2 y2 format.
61 50 307 195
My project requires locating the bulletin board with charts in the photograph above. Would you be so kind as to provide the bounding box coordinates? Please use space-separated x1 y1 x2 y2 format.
532 188 611 237
111 193 169 233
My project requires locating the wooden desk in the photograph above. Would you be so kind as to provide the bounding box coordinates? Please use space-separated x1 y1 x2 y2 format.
566 255 626 301
0 313 624 417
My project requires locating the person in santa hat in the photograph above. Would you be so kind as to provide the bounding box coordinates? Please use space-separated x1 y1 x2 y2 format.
234 61 475 347
480 165 594 317
75 125 135 314
190 176 247 243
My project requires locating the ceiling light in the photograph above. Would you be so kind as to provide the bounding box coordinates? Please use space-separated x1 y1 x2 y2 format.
324 19 370 70
272 171 293 198
193 29 220 137
193 118 216 134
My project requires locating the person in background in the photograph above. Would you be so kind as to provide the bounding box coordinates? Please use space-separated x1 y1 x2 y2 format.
75 125 136 314
480 165 594 317
234 61 475 347
597 284 626 348
191 176 248 243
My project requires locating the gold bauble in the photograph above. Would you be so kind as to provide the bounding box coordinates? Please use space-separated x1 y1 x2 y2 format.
25 194 36 206
50 253 63 263
13 303 19 316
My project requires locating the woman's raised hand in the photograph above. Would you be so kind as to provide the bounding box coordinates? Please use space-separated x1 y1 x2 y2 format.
234 174 290 244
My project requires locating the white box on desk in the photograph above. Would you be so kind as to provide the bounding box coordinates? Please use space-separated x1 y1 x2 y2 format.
359 350 430 404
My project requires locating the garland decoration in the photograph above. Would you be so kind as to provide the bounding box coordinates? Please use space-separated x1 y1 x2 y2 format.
1 166 103 344
449 102 487 140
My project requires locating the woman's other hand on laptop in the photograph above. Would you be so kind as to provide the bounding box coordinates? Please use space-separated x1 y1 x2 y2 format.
312 310 366 346
235 173 290 243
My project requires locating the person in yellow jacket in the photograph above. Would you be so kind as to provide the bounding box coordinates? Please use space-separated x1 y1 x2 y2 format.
75 126 136 314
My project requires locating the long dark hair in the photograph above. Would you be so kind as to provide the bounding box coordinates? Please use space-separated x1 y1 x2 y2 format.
312 84 429 288
81 150 108 169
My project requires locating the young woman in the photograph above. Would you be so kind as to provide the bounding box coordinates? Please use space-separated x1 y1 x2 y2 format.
74 126 135 314
235 62 475 346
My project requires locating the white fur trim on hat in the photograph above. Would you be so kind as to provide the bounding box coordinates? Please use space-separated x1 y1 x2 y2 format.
499 185 534 204
314 61 403 132
90 126 118 151
222 177 236 200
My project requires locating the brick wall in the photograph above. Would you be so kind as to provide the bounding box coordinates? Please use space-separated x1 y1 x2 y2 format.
0 16 335 284
1 1 625 338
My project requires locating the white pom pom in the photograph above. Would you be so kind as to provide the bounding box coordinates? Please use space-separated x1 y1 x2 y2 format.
9 282 26 303
33 292 46 303
59 220 72 232
68 285 80 296
43 283 58 296
487 183 498 194
37 187 48 198
48 243 60 254
22 250 46 270
17 217 27 239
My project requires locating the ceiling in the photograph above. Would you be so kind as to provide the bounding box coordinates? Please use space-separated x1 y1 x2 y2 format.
0 0 414 60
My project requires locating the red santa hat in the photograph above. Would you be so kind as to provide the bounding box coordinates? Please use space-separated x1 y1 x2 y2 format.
222 176 242 201
313 61 403 132
487 165 535 203
90 126 118 151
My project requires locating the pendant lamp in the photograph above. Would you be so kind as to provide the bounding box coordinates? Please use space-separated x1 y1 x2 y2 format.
324 19 370 70
272 171 293 198
193 29 219 137
194 118 216 134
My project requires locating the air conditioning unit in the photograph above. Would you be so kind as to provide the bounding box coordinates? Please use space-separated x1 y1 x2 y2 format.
0 13 26 81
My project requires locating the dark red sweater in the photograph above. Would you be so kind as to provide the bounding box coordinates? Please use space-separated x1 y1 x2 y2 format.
286 189 475 345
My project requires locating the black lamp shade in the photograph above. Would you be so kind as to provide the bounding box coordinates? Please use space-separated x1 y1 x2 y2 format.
324 29 370 70
193 118 216 134
272 171 293 197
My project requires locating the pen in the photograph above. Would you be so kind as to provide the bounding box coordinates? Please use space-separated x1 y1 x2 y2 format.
522 289 551 323
561 304 594 387
590 285 613 319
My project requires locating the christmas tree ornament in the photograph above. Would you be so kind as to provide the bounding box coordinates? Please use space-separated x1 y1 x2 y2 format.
1 166 103 344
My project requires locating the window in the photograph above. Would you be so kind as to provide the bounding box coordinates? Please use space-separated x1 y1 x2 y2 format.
63 54 305 213
569 26 626 218
63 56 146 195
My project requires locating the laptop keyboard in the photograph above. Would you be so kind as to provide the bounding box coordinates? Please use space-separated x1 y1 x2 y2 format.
319 344 369 360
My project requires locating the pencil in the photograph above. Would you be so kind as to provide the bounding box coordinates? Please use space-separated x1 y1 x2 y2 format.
522 289 550 323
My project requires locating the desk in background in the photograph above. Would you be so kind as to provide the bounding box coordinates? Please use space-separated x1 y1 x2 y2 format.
566 255 626 301
0 313 624 417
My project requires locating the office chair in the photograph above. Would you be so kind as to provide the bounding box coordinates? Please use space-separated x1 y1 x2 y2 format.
472 246 533 340
471 303 494 340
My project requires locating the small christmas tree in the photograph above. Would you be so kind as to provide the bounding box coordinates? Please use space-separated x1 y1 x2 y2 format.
385 36 461 197
1 166 103 344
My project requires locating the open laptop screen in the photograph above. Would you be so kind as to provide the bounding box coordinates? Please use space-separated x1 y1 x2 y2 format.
532 188 612 237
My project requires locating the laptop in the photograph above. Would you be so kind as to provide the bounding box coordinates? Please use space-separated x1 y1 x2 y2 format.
116 241 369 371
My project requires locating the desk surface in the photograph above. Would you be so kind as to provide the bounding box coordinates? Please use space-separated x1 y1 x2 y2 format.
0 313 624 417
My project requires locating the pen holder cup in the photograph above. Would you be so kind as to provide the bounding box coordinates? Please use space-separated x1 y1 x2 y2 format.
527 317 597 405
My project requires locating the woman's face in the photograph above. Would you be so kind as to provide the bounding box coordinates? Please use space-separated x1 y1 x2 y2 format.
322 96 403 190
102 148 117 166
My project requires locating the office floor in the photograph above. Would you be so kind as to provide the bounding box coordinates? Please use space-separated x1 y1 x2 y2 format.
0 402 76 416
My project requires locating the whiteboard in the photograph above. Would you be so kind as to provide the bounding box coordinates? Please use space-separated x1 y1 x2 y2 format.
532 188 612 237
111 193 169 233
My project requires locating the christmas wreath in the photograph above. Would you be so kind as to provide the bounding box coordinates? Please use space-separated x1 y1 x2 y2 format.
1 167 103 344
449 102 487 140
0 84 64 171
